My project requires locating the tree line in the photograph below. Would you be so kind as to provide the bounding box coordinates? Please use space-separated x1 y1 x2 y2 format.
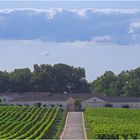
0 63 140 97
90 67 140 97
0 64 89 93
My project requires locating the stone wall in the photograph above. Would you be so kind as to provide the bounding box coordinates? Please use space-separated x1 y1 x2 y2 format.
6 101 67 110
82 101 140 109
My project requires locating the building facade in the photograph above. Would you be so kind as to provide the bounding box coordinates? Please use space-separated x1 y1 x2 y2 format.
82 96 140 109
0 93 140 110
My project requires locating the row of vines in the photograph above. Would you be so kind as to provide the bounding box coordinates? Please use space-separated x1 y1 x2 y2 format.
0 106 65 139
84 108 140 139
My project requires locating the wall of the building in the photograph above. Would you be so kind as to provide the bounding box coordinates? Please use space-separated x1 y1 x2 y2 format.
0 96 12 102
111 102 140 108
5 101 67 110
82 101 140 109
81 102 106 109
1 95 140 110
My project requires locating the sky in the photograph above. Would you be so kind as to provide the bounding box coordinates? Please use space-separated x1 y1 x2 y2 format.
0 1 140 9
0 1 140 81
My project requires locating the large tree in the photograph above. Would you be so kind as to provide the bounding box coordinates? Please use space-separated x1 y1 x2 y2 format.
9 68 32 92
91 71 117 96
52 64 89 93
0 71 9 93
32 64 53 92
91 67 140 97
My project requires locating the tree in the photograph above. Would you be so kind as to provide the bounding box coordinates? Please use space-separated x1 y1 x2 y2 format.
0 99 2 104
32 64 53 92
52 64 89 93
31 63 89 93
0 71 10 93
91 67 140 97
104 103 113 107
115 71 130 96
90 71 117 96
74 99 82 111
9 68 32 92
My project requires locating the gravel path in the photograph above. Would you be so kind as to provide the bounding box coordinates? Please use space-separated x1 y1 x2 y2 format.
61 112 86 140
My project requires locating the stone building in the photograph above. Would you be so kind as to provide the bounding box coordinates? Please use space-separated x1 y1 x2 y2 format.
0 92 92 111
82 96 140 109
0 92 140 111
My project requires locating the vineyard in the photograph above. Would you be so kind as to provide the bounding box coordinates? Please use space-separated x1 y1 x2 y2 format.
84 108 140 139
0 105 65 139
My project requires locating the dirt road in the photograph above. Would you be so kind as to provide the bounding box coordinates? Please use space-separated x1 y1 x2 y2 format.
61 112 87 139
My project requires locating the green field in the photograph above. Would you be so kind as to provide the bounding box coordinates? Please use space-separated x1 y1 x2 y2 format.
84 108 140 139
0 106 65 139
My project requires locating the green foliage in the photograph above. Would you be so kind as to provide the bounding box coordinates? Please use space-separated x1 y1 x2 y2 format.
91 67 140 97
0 71 9 93
74 99 82 111
91 71 117 96
0 63 89 93
85 108 140 139
9 68 32 92
36 102 42 107
0 106 65 139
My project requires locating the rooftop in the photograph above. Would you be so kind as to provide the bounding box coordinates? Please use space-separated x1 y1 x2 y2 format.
98 96 140 102
1 92 140 102
9 92 93 102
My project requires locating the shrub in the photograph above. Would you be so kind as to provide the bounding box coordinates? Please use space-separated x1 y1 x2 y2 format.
59 104 63 107
104 103 113 107
43 104 47 107
51 104 55 107
37 102 42 107
122 104 129 108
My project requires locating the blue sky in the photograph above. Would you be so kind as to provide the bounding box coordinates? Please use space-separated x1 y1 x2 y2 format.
0 1 140 9
0 1 140 81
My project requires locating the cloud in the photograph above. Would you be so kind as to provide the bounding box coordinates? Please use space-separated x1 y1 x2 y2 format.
0 8 140 15
129 20 140 34
0 38 140 81
0 16 8 29
0 8 140 45
92 35 112 43
128 20 140 43
41 51 50 56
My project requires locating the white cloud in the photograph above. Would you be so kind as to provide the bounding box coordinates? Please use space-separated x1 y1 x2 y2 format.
0 39 140 81
0 8 140 16
0 8 63 19
41 51 50 56
0 39 135 49
22 40 35 45
0 16 7 29
0 8 140 44
129 20 140 34
90 8 140 14
92 35 112 43
77 9 87 17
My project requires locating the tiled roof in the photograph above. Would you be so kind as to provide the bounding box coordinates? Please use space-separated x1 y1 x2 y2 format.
98 96 140 102
10 92 93 102
2 92 140 102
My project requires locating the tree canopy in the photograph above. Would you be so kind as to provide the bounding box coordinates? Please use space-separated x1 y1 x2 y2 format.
90 67 140 97
0 64 90 94
1 63 140 97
